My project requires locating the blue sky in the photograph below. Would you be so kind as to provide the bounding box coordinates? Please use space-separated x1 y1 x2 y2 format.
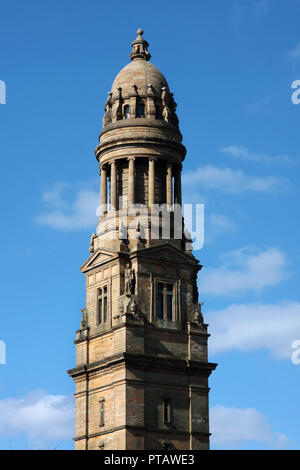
0 0 300 450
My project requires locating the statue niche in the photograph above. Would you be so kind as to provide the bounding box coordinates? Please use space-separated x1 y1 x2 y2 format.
124 263 136 296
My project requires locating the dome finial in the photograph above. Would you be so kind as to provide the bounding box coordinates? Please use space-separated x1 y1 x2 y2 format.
130 28 151 62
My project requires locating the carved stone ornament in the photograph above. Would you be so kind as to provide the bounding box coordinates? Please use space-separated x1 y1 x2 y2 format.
194 302 204 327
80 308 87 329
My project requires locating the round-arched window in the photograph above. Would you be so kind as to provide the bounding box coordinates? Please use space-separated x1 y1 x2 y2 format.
124 105 130 119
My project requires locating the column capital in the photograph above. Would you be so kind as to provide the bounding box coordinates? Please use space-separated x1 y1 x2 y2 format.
127 156 136 161
100 163 108 172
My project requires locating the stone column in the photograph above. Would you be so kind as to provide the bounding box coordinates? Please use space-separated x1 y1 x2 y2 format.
128 157 135 207
100 164 107 216
149 158 156 207
110 160 117 210
174 165 182 206
166 161 173 208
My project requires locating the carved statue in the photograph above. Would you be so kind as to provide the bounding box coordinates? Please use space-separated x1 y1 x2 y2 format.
162 103 171 123
89 232 96 253
194 302 204 326
102 92 112 127
129 298 138 318
161 87 179 126
169 93 179 126
125 264 136 295
80 308 87 329
114 87 123 121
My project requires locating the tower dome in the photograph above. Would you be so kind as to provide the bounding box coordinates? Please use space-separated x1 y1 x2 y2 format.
111 59 170 102
98 29 181 135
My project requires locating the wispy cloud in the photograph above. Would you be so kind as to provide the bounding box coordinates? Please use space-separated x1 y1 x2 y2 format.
0 391 74 449
246 96 271 112
287 42 300 62
182 165 288 194
206 213 237 243
231 0 271 27
211 405 291 449
36 181 99 231
200 246 288 296
206 300 300 359
221 145 294 165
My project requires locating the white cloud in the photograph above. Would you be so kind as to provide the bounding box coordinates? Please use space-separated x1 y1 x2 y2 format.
288 42 300 61
206 301 300 359
182 165 287 194
0 390 74 448
36 181 99 231
221 145 294 165
200 247 288 296
211 405 291 449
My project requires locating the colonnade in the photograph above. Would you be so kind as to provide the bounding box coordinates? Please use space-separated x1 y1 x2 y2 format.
99 158 182 216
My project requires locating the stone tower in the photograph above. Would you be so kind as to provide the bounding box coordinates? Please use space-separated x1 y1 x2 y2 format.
68 29 216 451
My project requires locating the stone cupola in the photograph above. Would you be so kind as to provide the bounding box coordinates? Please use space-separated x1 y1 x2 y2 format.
94 29 187 253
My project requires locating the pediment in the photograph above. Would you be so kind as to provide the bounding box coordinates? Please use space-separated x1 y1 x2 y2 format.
136 243 200 267
80 249 118 273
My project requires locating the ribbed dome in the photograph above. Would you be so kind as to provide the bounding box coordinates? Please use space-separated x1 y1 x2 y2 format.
111 59 170 100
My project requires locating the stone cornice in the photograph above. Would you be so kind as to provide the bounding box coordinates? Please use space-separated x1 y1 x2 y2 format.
74 425 210 441
67 352 217 379
99 118 182 139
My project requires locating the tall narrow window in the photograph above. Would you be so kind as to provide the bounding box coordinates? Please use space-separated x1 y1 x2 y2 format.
157 283 164 319
99 400 105 427
97 288 102 324
97 287 108 324
163 399 171 424
137 102 145 117
156 282 174 321
166 284 173 321
124 105 130 119
103 286 108 322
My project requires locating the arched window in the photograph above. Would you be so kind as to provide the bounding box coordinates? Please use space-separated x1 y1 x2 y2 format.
137 102 145 118
124 105 130 119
